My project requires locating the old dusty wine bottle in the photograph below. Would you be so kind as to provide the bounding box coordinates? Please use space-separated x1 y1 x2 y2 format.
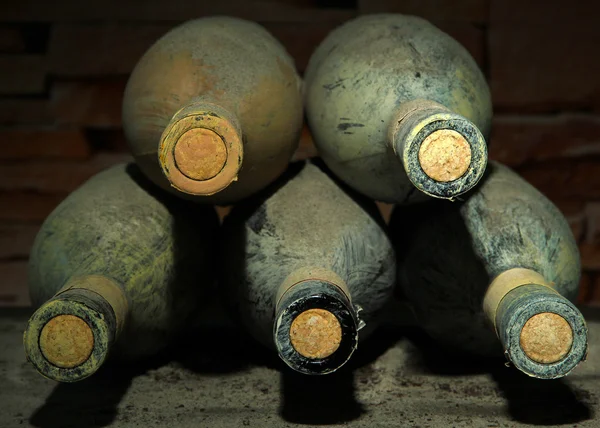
123 17 303 205
222 161 396 374
304 14 492 203
390 161 587 379
24 164 218 382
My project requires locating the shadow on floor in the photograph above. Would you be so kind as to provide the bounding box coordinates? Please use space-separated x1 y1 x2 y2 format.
402 325 501 376
279 365 365 425
173 322 281 375
26 318 271 428
277 325 406 425
404 326 594 425
491 366 594 425
28 353 169 428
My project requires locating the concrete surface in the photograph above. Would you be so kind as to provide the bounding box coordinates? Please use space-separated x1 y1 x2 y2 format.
1 306 599 428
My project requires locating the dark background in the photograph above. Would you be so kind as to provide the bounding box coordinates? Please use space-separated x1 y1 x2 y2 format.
0 0 598 307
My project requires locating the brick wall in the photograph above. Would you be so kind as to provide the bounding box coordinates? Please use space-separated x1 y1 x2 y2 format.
0 0 598 307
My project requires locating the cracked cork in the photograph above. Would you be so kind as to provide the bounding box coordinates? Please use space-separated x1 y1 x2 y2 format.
520 312 573 364
39 315 95 368
418 129 472 182
290 309 342 359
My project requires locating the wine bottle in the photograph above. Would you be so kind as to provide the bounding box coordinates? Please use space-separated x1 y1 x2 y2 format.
390 161 587 379
24 164 218 382
222 161 396 374
123 17 303 205
304 14 492 203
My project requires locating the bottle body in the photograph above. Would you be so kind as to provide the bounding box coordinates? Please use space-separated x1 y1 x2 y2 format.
391 161 586 378
123 16 303 204
305 14 492 203
222 161 396 374
25 164 219 381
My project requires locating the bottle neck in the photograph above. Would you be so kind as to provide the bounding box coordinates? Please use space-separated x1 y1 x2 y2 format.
275 267 351 306
273 268 358 375
389 98 487 200
24 275 128 382
159 100 243 197
483 268 587 379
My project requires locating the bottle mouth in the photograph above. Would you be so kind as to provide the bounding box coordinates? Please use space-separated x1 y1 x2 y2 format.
401 114 487 199
23 299 112 382
498 294 587 379
159 109 243 197
274 281 359 375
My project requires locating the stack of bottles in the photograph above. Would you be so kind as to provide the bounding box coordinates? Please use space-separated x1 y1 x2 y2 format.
24 15 587 386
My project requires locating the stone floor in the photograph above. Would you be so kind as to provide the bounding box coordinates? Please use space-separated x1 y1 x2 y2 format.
1 306 599 428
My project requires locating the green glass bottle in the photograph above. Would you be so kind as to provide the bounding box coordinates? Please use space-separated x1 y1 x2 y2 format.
305 14 492 203
390 161 587 379
222 161 396 374
123 17 303 205
24 164 218 382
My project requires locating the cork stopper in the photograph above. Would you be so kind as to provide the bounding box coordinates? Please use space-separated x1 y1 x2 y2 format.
39 315 94 369
173 128 228 181
289 309 342 359
418 129 472 182
159 104 243 197
520 312 574 364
